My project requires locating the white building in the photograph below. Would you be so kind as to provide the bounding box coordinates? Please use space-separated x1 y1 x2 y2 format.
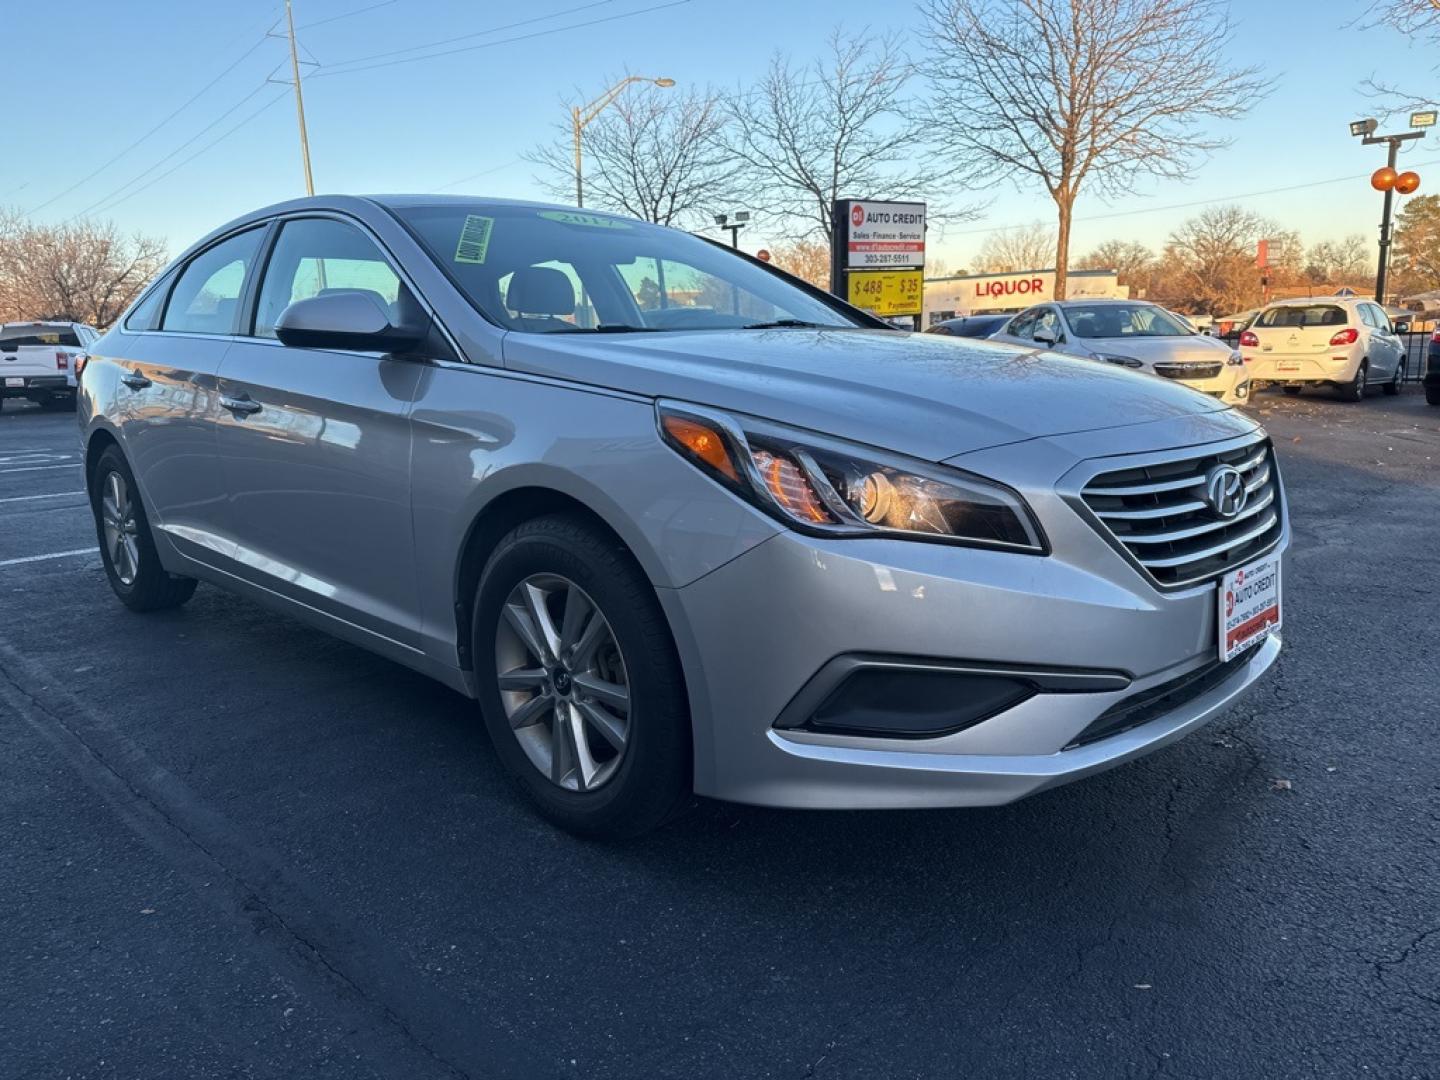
923 268 1127 327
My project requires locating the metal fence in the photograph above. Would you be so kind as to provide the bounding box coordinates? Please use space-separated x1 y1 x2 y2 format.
1399 329 1432 383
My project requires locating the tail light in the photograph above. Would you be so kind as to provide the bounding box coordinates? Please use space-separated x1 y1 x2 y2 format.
74 354 89 379
55 351 68 370
1329 328 1359 346
1430 329 1440 344
1239 330 1259 347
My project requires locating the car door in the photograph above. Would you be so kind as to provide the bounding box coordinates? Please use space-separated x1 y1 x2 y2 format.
115 226 266 559
213 214 426 647
1366 304 1404 377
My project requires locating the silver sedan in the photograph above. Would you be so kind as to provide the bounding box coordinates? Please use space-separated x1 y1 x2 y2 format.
78 196 1287 836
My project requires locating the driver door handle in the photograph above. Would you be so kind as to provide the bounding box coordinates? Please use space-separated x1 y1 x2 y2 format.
120 371 151 390
220 394 262 416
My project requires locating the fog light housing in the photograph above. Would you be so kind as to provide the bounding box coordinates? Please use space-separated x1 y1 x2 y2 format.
1235 380 1250 398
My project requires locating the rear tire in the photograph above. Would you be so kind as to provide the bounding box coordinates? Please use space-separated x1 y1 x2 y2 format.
1384 361 1404 396
471 514 691 838
1340 360 1368 402
1426 384 1440 406
1281 385 1302 396
90 445 198 612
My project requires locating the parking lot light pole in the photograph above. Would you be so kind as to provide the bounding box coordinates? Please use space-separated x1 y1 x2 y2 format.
571 76 675 208
1350 116 1429 303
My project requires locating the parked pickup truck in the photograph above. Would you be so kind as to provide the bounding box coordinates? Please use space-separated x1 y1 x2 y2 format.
0 321 100 410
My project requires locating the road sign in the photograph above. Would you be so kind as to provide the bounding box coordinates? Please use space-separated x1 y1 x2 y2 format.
836 200 926 270
847 269 923 317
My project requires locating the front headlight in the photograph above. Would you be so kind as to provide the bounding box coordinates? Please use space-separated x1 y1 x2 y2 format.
1092 352 1143 368
657 403 1045 553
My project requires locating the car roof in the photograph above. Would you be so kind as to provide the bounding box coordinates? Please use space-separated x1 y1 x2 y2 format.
1264 297 1362 307
1 320 78 330
1051 298 1153 307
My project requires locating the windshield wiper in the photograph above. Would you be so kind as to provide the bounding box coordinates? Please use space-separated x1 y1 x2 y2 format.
740 318 837 330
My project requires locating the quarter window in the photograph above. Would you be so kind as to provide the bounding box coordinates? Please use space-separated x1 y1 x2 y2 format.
162 228 265 335
254 217 404 339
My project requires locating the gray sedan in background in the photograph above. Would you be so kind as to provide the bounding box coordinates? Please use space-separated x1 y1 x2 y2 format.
990 299 1252 405
78 196 1286 836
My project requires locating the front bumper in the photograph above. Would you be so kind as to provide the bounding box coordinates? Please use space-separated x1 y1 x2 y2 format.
667 513 1287 809
1153 369 1249 404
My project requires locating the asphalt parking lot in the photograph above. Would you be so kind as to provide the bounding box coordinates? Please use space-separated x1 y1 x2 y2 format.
2 387 1437 1080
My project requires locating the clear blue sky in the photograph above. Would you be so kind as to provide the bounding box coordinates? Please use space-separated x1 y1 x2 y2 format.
8 0 1436 269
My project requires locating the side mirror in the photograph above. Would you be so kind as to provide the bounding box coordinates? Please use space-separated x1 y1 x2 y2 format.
1394 320 1410 334
275 290 427 353
1032 331 1056 346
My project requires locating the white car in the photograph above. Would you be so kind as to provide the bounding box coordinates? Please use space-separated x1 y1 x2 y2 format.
0 320 99 410
1240 298 1407 401
989 300 1251 404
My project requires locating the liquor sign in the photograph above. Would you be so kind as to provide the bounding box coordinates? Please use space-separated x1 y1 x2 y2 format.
830 199 927 326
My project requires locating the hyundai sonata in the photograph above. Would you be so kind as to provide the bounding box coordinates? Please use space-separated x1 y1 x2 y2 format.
79 196 1287 836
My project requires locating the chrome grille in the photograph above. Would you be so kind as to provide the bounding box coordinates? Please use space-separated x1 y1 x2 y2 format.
1153 362 1223 380
1078 439 1283 587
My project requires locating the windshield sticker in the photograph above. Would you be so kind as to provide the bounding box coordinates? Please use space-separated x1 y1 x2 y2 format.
454 214 494 264
538 210 631 230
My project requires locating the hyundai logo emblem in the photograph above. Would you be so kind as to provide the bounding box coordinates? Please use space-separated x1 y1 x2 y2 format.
1204 464 1248 519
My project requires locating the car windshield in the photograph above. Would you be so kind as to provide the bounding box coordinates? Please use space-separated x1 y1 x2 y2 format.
391 202 862 333
1256 305 1347 328
1065 304 1192 339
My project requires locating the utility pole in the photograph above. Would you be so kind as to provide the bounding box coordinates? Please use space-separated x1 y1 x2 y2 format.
284 0 316 195
1350 116 1429 303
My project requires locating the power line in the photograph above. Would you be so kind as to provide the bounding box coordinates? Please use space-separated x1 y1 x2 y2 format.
295 0 400 30
67 80 279 222
314 0 620 71
25 30 276 216
311 0 692 79
435 158 527 191
76 92 292 220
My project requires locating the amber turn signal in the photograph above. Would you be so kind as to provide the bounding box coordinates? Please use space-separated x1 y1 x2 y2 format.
660 414 738 481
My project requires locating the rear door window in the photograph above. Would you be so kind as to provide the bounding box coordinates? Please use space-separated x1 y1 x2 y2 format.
162 227 265 335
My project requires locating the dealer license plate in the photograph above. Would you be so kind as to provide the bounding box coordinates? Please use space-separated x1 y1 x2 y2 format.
5 377 23 387
1275 361 1301 372
1218 554 1281 662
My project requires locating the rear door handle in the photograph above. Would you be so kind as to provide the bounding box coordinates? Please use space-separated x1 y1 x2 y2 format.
120 372 151 390
219 394 262 416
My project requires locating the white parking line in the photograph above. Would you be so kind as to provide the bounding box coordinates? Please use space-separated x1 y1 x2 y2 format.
0 490 86 504
0 548 96 568
0 463 82 474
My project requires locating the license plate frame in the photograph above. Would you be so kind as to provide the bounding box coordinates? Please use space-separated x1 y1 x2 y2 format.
1218 554 1281 662
4 377 24 387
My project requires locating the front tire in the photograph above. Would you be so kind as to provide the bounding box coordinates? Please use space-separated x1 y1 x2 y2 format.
471 514 691 838
1340 360 1368 402
90 446 197 612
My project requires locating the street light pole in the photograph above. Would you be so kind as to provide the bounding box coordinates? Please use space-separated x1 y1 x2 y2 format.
571 75 675 209
1351 120 1426 303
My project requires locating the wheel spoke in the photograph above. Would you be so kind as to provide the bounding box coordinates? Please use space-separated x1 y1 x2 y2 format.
566 702 600 790
521 582 561 662
569 610 607 668
549 706 572 784
573 673 629 715
122 536 140 581
575 698 627 752
497 667 547 692
101 493 120 525
502 600 550 666
507 691 554 730
558 587 593 654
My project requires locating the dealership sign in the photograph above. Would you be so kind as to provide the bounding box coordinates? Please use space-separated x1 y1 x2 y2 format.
840 200 926 269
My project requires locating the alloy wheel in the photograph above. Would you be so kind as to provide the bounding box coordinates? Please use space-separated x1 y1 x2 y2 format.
494 573 631 792
100 471 141 586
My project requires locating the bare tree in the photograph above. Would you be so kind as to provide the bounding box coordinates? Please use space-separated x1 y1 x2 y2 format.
1357 1 1440 111
0 213 166 326
919 0 1269 300
722 29 967 241
973 222 1056 273
768 238 833 289
1149 204 1269 315
528 83 736 227
1075 239 1156 295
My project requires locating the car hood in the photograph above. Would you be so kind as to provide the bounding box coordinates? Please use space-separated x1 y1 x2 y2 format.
502 328 1231 461
1077 335 1234 369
